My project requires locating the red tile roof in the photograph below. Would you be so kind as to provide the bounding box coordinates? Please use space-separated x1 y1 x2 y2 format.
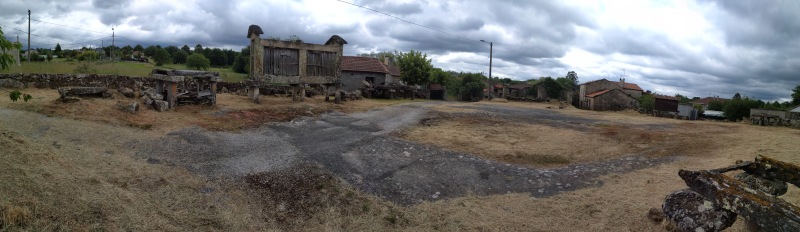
610 81 644 91
580 78 644 92
385 65 401 76
693 97 729 104
586 89 612 98
341 56 388 74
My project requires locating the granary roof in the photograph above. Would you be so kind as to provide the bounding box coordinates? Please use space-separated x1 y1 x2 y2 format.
654 94 678 101
324 35 348 45
341 56 389 74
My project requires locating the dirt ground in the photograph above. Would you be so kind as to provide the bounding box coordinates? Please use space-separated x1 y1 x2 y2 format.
2 90 799 231
0 88 419 133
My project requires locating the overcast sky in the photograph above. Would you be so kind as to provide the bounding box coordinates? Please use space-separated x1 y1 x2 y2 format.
1 0 798 101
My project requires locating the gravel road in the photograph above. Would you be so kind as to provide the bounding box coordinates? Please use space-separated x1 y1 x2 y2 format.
1 101 677 205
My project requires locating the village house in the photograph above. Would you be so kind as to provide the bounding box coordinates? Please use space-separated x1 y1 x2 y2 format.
340 56 401 92
578 78 643 111
0 46 20 66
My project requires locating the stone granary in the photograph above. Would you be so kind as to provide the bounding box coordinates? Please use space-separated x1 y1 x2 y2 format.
579 78 643 111
145 69 220 111
246 24 347 103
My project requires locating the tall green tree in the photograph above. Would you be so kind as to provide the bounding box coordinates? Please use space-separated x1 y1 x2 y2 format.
133 44 144 52
152 48 171 66
707 100 725 111
194 44 204 54
232 46 250 74
1 27 22 70
430 68 453 86
186 53 210 70
394 49 432 86
54 43 62 56
172 50 188 64
723 97 763 121
791 85 800 106
181 45 191 54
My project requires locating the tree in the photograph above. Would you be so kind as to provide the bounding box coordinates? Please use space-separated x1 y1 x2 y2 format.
792 85 800 106
733 92 742 100
77 50 100 61
172 50 188 64
675 94 691 104
181 45 191 54
133 44 144 52
153 48 171 66
164 46 179 56
1 27 22 70
186 53 210 70
232 46 250 74
394 49 432 86
46 53 53 62
54 43 62 56
121 45 133 58
707 100 725 111
144 45 159 57
460 73 486 101
639 94 655 113
430 68 453 86
194 44 203 54
723 97 763 121
209 48 227 67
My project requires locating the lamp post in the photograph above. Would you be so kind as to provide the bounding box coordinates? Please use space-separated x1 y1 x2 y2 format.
480 40 493 97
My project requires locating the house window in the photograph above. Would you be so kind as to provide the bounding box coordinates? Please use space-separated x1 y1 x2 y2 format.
365 76 375 84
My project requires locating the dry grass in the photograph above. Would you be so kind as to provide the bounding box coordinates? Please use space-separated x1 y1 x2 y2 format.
401 102 735 168
3 95 800 231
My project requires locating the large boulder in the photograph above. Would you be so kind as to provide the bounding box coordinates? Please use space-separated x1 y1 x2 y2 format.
0 79 25 89
142 88 163 100
140 96 153 105
119 87 135 98
58 87 111 99
153 100 169 112
115 101 139 114
662 189 737 232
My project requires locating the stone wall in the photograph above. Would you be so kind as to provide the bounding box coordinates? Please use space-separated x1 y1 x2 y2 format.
0 73 253 93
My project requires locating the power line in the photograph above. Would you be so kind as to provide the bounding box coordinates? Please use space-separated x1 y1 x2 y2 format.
333 0 477 42
30 18 110 35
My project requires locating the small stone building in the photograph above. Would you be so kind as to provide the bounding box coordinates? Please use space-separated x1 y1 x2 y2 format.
654 94 679 113
579 78 643 110
584 88 639 111
340 56 397 91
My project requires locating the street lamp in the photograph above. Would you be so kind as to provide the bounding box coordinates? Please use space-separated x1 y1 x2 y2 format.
480 40 493 97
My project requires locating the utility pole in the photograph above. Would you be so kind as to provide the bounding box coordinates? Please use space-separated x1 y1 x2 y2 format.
27 9 30 63
111 27 115 62
480 40 493 98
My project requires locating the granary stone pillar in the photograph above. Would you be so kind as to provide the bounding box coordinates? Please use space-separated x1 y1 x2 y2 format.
248 25 264 103
299 84 306 102
167 81 178 108
209 81 217 105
